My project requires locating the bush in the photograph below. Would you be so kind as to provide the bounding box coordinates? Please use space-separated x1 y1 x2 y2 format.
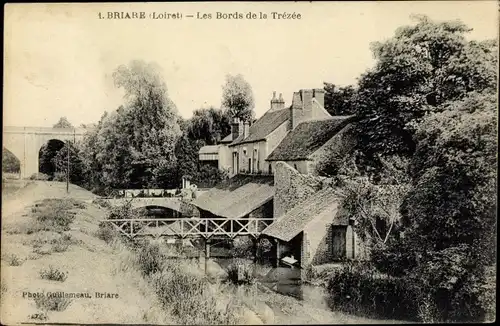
326 261 424 321
136 242 165 277
31 199 80 232
5 253 24 266
92 198 111 209
34 295 71 311
96 222 119 243
151 260 240 325
29 173 50 181
39 266 68 282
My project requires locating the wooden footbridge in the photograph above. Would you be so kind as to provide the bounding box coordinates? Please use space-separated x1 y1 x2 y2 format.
103 217 275 240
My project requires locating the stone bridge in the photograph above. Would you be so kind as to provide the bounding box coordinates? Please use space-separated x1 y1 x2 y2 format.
102 197 184 213
3 126 87 178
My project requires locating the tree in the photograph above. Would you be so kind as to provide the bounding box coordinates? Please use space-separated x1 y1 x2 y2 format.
323 82 357 116
352 15 497 171
187 107 232 145
2 148 20 173
375 92 497 321
52 142 85 185
79 60 181 191
53 117 73 129
221 74 255 122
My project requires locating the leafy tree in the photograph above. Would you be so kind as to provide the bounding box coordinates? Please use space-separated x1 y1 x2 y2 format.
2 148 20 173
221 74 255 122
79 60 181 191
187 107 232 145
52 142 85 185
353 15 497 170
53 117 73 129
376 92 497 321
323 82 357 116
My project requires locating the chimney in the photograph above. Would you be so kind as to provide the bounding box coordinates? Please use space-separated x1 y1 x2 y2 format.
270 91 285 111
300 89 314 120
243 121 250 138
231 117 241 140
313 88 325 108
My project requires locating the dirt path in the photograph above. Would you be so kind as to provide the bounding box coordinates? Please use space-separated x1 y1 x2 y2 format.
1 181 170 325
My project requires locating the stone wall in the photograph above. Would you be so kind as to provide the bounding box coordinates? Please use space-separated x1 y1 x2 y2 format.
273 162 323 218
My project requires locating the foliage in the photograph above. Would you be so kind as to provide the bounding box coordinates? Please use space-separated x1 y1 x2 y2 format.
2 147 20 173
187 107 232 145
350 15 497 170
221 73 255 121
79 60 181 190
39 266 68 282
38 140 65 178
4 253 24 266
335 155 411 246
31 198 80 232
53 117 73 129
51 142 85 185
323 82 357 116
326 261 424 321
136 241 165 277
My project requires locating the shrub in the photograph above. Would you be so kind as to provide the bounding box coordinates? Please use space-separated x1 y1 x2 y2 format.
151 261 240 325
29 173 50 181
34 295 71 311
39 266 68 282
92 198 111 209
326 261 424 321
96 221 119 243
5 253 24 266
136 242 165 277
31 199 78 232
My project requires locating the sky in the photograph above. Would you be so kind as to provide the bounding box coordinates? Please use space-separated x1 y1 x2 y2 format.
3 1 498 127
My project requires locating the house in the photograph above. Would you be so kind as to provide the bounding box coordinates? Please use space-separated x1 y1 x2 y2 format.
198 88 336 176
262 162 369 268
266 115 358 175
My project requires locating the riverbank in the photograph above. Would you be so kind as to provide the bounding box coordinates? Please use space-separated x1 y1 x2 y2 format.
1 181 172 324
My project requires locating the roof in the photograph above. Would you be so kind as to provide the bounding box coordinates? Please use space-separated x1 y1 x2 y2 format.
220 134 233 143
262 187 346 241
266 115 356 161
229 108 290 146
191 175 274 218
198 145 220 155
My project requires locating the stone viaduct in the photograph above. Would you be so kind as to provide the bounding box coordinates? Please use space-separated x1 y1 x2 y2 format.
3 126 87 179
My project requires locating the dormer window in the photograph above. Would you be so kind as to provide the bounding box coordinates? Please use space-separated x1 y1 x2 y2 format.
242 147 247 155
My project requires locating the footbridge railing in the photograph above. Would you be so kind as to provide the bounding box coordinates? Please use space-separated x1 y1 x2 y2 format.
102 217 275 239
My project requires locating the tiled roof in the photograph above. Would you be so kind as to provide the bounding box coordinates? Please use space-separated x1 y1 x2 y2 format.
266 115 356 161
262 187 346 242
191 175 274 218
229 109 290 146
198 145 220 155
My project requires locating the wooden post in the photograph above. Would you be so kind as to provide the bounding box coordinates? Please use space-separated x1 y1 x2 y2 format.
204 239 210 274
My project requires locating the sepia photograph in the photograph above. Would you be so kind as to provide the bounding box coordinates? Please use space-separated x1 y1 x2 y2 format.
1 1 498 324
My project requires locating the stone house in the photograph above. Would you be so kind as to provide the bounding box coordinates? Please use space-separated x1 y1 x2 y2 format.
198 88 335 176
262 162 369 267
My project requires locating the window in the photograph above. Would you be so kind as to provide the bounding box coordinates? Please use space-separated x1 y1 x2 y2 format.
268 163 272 174
248 158 252 173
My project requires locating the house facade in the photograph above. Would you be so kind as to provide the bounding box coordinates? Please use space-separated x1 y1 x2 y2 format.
194 87 365 269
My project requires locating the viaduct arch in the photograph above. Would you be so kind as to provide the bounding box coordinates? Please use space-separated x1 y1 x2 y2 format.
3 126 87 179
